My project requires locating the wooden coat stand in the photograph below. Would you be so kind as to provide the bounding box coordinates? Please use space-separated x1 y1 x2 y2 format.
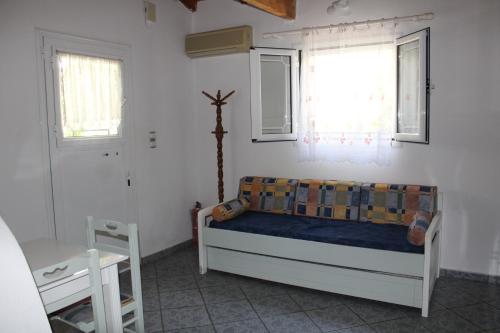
202 90 235 203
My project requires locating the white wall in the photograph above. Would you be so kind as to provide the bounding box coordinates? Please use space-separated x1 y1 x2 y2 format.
190 0 500 276
0 0 194 256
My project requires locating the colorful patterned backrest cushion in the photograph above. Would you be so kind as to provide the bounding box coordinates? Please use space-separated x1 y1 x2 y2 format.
212 197 250 222
294 179 361 221
360 183 437 225
238 177 299 215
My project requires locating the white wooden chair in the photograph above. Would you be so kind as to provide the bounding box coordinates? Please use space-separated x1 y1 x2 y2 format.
86 216 145 333
34 249 107 333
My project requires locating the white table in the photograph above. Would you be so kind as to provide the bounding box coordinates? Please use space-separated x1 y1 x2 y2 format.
21 238 128 332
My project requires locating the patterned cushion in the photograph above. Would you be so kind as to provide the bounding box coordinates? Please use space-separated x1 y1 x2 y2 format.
360 183 437 225
294 179 361 221
407 212 430 246
239 176 299 215
212 197 250 222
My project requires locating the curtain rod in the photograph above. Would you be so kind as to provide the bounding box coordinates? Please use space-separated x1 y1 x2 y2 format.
262 12 434 39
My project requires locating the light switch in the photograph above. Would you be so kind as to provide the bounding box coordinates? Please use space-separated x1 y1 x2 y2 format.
144 1 156 24
149 131 157 148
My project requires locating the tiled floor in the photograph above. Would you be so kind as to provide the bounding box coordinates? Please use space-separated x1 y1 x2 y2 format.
122 246 500 333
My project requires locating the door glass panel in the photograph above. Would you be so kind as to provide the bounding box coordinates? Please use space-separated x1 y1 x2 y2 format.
260 54 292 135
397 40 420 134
57 52 123 139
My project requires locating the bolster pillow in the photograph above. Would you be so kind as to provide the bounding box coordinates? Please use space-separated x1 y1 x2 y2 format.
212 197 250 222
407 212 430 246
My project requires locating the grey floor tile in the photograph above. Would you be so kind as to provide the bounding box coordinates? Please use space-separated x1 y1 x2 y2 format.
453 303 500 330
289 288 344 311
200 285 246 304
144 310 164 333
143 293 161 312
419 309 482 333
491 299 500 309
262 312 320 333
330 325 375 333
162 306 211 331
146 248 500 333
432 286 482 308
195 271 240 288
441 279 500 302
214 319 268 333
141 263 157 280
207 300 258 324
307 304 363 332
157 263 195 278
142 278 160 296
156 252 195 266
344 299 409 324
158 274 198 292
370 317 430 333
250 294 301 318
402 300 446 318
167 325 215 333
239 279 291 300
435 277 468 290
160 289 204 309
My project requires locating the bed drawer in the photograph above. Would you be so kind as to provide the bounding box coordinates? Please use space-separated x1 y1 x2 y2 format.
207 246 423 308
204 227 424 277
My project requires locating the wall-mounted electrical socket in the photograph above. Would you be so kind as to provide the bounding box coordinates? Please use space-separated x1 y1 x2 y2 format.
149 131 157 148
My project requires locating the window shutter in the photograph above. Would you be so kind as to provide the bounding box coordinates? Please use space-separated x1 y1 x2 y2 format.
394 28 430 144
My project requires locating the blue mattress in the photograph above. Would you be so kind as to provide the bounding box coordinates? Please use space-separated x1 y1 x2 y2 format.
209 211 424 254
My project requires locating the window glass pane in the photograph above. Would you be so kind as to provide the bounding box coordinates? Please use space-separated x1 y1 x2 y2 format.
57 52 123 138
260 54 292 135
397 40 420 134
311 44 395 134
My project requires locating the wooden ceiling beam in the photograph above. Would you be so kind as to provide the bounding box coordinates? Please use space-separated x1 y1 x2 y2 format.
179 0 200 12
240 0 296 20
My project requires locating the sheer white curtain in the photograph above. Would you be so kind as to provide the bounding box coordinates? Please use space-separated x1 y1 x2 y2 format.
297 24 396 165
57 52 123 138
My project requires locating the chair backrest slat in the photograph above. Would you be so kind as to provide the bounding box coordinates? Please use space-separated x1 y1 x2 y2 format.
94 243 130 257
87 216 144 332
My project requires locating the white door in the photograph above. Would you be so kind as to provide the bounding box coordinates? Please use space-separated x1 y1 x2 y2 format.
40 31 136 246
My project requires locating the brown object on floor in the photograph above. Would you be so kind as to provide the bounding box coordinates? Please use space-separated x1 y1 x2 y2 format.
49 319 83 333
202 90 235 203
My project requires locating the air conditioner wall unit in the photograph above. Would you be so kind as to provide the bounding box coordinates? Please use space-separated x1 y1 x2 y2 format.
185 25 253 58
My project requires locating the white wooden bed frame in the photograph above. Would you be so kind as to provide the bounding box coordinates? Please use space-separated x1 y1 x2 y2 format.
198 206 442 317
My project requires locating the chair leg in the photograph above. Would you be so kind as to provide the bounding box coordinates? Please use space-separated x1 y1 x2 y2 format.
135 308 145 333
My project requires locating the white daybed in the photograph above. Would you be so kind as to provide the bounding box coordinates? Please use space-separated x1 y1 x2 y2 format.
197 179 441 317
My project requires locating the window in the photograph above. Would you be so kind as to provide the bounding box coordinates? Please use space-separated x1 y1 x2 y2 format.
306 43 395 135
395 28 430 143
298 25 430 164
250 47 299 142
57 52 123 139
40 31 130 148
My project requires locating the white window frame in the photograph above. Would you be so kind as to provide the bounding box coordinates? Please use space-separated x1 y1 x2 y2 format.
394 28 430 144
250 47 299 142
40 31 131 149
